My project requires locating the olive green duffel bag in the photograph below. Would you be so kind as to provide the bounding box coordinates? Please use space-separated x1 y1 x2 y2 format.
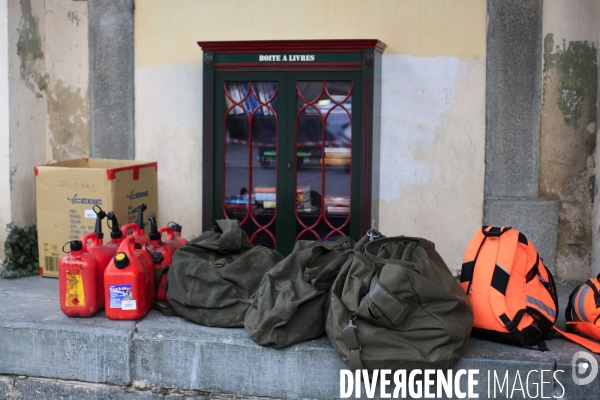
245 236 354 348
166 219 284 327
326 233 473 371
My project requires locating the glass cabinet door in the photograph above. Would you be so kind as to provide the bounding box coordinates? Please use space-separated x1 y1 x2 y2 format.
203 40 384 257
214 73 360 255
221 80 280 249
294 81 353 242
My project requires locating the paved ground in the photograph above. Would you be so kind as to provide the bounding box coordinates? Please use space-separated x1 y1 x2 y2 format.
0 276 598 399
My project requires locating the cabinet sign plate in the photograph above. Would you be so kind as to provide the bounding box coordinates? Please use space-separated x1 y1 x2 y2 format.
259 54 316 62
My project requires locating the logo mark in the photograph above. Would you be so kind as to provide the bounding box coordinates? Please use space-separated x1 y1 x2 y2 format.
572 351 598 385
67 194 102 205
126 190 149 201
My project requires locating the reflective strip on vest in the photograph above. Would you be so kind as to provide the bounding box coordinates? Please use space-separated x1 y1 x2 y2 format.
576 285 591 322
526 295 556 319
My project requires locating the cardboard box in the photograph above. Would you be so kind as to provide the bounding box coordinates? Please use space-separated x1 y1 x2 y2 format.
35 158 158 277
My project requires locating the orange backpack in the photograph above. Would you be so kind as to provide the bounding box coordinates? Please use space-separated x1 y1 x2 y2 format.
461 226 600 353
460 227 557 350
565 277 600 341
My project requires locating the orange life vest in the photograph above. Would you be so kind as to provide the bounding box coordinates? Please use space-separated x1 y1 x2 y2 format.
460 226 557 350
565 277 600 342
461 226 600 354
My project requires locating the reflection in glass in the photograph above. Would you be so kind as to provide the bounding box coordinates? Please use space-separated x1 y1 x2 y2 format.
223 81 278 248
295 81 352 242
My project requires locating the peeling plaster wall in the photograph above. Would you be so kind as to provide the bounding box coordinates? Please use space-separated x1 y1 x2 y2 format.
541 1 600 282
8 0 47 227
0 0 10 255
4 0 89 236
44 0 89 162
134 0 487 271
596 32 600 277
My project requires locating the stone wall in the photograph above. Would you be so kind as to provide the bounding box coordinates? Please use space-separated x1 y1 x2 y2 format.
483 0 560 275
541 0 600 282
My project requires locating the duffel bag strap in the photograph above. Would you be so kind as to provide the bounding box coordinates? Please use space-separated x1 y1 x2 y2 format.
366 275 415 326
153 300 179 316
363 237 423 274
343 315 364 371
214 219 251 253
300 236 354 282
312 251 354 291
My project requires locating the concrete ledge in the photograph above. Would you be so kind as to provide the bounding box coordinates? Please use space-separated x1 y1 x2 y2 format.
0 323 133 385
484 198 559 274
0 376 271 399
133 312 345 399
0 376 14 400
547 338 600 398
13 377 163 400
0 277 597 399
0 277 135 385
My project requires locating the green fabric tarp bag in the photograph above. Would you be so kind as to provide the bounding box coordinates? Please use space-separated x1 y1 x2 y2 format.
166 219 284 327
244 236 354 348
326 232 473 371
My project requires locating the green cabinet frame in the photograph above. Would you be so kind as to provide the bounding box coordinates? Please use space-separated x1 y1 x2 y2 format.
199 40 386 255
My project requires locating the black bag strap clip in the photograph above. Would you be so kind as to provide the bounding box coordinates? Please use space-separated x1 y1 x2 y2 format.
343 315 364 371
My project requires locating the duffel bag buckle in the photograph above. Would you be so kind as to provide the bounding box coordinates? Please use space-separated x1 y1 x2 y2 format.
344 315 361 351
367 230 381 242
346 315 357 330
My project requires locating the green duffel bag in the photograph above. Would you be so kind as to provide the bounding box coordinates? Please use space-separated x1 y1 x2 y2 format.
244 236 354 348
166 219 284 327
326 233 473 371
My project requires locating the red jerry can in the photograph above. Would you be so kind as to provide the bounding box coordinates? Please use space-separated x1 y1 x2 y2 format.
147 213 174 302
157 226 179 253
162 221 189 249
120 222 149 247
59 240 101 317
105 211 125 253
104 236 153 320
81 232 114 310
118 220 155 294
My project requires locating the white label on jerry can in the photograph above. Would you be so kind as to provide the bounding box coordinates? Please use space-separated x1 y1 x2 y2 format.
121 300 137 310
109 284 134 309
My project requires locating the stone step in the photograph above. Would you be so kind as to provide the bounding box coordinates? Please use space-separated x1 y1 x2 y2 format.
0 276 597 399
